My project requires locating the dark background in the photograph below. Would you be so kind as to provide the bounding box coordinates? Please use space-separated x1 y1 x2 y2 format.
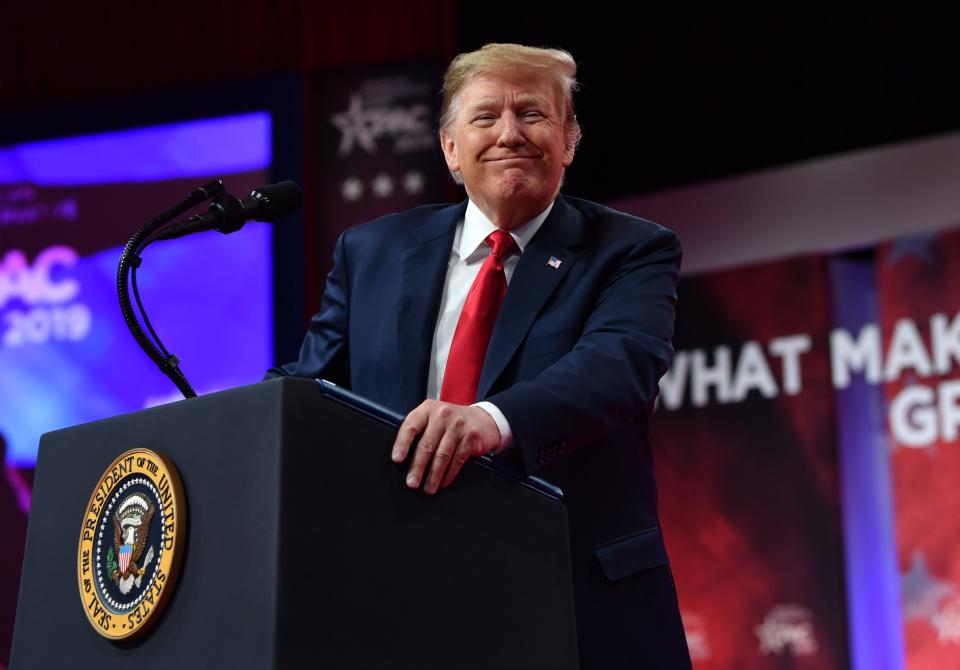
5 2 958 199
458 4 960 199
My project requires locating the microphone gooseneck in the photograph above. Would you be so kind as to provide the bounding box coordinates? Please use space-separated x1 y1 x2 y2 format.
118 179 302 399
154 181 303 241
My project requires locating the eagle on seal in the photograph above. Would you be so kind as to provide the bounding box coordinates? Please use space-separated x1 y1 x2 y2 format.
112 493 154 581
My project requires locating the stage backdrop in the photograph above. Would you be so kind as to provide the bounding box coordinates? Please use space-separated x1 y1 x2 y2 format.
653 225 960 669
653 255 849 668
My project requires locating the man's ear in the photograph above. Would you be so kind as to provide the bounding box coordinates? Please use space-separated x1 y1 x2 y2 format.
562 132 576 167
439 129 460 174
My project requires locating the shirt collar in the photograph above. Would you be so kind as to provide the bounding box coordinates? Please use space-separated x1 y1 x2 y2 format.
458 199 555 262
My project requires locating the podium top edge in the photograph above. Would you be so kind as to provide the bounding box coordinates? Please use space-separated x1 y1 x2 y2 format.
314 379 564 502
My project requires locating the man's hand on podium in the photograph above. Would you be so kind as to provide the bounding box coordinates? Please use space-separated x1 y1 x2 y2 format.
391 401 501 495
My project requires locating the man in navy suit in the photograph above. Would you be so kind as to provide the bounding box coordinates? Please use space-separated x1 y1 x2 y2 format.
271 43 691 668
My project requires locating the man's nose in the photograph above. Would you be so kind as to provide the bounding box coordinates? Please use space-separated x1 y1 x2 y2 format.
496 114 524 147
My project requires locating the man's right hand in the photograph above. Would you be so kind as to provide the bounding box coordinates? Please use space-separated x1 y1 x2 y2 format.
391 400 501 495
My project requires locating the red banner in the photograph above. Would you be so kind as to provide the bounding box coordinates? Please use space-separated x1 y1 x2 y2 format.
877 230 960 668
654 255 849 668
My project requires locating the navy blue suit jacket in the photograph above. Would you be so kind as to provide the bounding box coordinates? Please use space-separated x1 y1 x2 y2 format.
272 194 691 668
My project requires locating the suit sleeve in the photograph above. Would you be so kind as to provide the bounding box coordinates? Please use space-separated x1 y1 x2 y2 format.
485 227 681 474
264 230 351 384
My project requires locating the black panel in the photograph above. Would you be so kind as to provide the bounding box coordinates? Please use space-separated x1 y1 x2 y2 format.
456 4 960 201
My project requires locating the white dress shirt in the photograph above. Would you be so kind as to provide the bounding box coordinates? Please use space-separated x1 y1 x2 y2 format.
425 199 555 451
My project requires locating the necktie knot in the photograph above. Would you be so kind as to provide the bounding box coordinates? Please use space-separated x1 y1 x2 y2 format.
486 230 516 260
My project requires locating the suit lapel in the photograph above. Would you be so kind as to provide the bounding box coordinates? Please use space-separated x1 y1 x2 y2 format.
476 196 584 400
397 202 465 411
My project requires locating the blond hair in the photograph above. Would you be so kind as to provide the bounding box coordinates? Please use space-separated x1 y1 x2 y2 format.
439 43 582 173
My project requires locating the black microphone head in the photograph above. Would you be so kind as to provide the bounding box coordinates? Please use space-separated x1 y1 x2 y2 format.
249 181 303 222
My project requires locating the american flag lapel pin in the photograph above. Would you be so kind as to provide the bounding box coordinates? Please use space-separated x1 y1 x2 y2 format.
547 256 562 269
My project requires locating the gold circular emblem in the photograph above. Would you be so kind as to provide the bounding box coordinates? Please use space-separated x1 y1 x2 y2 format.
76 448 186 639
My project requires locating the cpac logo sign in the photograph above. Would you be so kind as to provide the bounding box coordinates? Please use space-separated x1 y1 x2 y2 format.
680 612 711 662
0 246 80 308
755 604 818 657
330 94 432 156
1 246 90 347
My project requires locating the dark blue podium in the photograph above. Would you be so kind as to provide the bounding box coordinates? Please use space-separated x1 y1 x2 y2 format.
11 377 579 669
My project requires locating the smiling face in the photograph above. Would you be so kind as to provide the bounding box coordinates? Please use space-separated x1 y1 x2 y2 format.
440 70 575 230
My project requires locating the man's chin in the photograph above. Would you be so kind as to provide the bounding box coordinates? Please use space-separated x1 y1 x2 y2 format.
495 173 535 199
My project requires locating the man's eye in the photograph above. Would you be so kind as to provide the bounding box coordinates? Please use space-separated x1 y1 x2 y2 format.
522 111 544 120
474 115 496 123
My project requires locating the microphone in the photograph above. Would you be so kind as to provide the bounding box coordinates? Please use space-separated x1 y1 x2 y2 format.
155 181 303 241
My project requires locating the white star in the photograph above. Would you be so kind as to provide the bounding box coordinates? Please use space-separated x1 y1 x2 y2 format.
932 599 960 643
341 177 363 202
901 551 955 621
372 173 394 198
402 171 425 195
888 233 937 266
329 95 378 155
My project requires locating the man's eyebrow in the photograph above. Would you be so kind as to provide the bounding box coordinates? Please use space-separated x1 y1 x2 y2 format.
465 95 551 111
466 98 499 110
515 94 550 107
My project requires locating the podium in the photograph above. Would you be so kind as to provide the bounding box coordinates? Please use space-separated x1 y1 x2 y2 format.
10 377 579 669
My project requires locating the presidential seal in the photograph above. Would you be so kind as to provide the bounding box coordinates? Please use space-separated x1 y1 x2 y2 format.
76 448 186 640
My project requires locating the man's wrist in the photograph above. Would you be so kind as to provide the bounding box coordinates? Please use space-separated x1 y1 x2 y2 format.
472 401 514 453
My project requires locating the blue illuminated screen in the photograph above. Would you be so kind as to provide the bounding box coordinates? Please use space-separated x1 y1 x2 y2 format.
0 112 274 466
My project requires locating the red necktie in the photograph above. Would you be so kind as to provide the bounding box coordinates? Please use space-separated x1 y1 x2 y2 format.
440 230 517 404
